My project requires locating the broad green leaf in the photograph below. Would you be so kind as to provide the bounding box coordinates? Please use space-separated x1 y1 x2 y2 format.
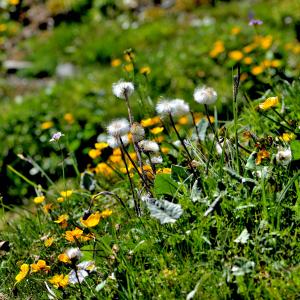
291 140 300 160
154 173 178 196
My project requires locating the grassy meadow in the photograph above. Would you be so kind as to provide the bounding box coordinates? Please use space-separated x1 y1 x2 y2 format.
0 0 300 299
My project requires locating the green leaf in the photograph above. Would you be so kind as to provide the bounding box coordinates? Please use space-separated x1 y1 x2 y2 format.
291 140 300 160
171 165 190 182
154 174 178 197
81 244 94 261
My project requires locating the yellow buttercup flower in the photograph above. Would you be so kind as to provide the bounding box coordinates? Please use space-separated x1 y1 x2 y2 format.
54 214 69 225
81 211 101 228
150 127 164 135
57 197 64 203
58 253 71 264
88 149 101 159
209 40 225 58
49 274 69 288
33 196 45 204
124 63 133 72
95 142 108 150
178 116 189 125
141 116 161 127
15 264 29 283
9 0 20 5
280 133 295 142
65 227 84 242
140 66 151 75
64 113 74 124
256 149 270 165
111 58 122 67
100 209 113 218
243 57 253 65
251 65 264 76
60 190 73 198
44 237 54 247
43 203 53 214
30 260 50 273
95 163 113 176
229 50 244 61
259 96 279 111
161 147 170 154
157 168 171 174
231 27 241 35
41 121 54 130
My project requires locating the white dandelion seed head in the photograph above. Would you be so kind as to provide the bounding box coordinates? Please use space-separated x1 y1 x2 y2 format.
112 80 134 99
130 122 145 142
138 140 159 153
193 86 217 105
107 118 130 137
276 148 292 166
107 135 129 148
170 99 190 116
147 155 163 165
65 248 82 260
156 99 190 117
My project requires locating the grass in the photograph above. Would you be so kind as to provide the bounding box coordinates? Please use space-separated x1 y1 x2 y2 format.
0 0 300 299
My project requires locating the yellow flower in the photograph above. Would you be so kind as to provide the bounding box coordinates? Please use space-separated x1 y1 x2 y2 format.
44 237 54 247
157 168 171 174
81 211 101 227
113 148 121 156
141 116 161 127
109 155 122 164
262 59 272 68
124 63 133 72
161 147 170 154
256 149 270 165
209 40 225 58
259 96 279 111
95 142 108 150
178 116 189 125
0 24 7 32
280 133 296 142
150 127 164 135
43 203 53 214
100 209 113 218
243 44 256 53
9 0 19 5
251 65 264 76
243 57 253 65
124 53 134 62
88 149 101 159
155 136 164 143
41 121 54 130
259 35 273 49
64 113 74 124
229 50 244 61
30 260 50 273
49 274 69 288
60 190 73 198
54 214 69 224
111 58 122 67
271 60 281 68
15 264 29 283
58 253 71 264
65 227 84 242
33 196 45 204
231 27 241 35
140 66 151 75
57 197 64 203
95 163 113 176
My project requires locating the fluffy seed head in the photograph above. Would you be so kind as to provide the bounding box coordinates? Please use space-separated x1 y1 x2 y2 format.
156 99 190 117
276 148 292 166
147 155 163 165
130 122 145 142
193 86 217 105
107 119 130 137
112 80 134 99
107 135 129 148
138 140 159 153
65 248 82 261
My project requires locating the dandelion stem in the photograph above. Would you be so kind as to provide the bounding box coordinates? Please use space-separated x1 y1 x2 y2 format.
271 107 294 130
169 113 193 162
232 65 241 174
190 111 201 145
120 146 140 216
